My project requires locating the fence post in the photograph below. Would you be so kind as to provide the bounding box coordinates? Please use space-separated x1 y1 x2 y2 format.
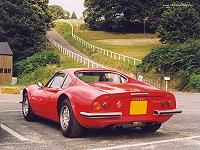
123 56 126 62
76 55 79 62
92 62 94 68
114 53 117 60
88 60 90 68
84 59 86 66
80 56 83 63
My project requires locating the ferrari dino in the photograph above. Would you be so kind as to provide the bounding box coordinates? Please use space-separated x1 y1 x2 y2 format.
22 68 182 137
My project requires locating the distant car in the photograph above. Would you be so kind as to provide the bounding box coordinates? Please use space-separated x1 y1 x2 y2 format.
22 68 182 137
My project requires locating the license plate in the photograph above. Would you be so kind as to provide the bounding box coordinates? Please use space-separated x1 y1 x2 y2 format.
130 101 147 115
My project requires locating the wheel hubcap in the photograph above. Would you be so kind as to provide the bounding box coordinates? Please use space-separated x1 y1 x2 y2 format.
60 106 70 130
23 97 29 116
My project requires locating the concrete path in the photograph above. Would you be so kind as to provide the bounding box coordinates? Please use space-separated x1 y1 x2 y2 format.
47 29 89 59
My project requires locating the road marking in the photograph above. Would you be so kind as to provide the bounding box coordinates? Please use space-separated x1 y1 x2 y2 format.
0 110 21 113
0 124 28 141
89 135 200 150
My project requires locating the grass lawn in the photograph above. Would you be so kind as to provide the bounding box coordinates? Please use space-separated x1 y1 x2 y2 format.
69 19 162 59
53 48 84 69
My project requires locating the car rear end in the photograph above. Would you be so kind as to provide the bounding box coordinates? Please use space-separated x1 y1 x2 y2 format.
79 92 182 128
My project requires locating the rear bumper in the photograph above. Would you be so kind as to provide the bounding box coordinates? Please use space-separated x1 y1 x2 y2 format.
78 109 181 128
80 112 122 118
154 109 182 116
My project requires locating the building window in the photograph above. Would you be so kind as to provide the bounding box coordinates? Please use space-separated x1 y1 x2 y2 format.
4 69 8 73
8 69 11 73
0 68 12 74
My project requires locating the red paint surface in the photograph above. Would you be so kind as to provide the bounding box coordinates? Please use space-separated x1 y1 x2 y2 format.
25 68 177 128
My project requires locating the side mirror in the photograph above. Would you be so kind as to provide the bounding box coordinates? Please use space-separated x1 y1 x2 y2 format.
37 82 44 88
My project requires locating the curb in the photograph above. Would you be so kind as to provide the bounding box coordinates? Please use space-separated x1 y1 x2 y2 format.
0 87 20 94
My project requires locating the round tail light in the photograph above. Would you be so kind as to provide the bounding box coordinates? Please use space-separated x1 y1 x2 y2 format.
93 102 102 111
161 100 173 108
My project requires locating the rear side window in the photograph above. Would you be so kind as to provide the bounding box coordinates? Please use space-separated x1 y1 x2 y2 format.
47 73 66 88
62 75 72 89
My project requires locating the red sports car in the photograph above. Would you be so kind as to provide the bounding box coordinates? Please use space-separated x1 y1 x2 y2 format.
22 68 182 137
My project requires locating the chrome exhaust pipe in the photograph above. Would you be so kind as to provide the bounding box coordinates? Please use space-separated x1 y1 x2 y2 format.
154 109 182 116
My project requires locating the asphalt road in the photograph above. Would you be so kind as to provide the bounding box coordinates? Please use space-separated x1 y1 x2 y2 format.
48 29 89 59
0 93 200 150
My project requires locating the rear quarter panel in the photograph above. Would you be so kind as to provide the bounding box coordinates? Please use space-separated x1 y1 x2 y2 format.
68 85 104 127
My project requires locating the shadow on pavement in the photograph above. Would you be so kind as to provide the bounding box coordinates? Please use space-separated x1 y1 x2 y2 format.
33 117 164 139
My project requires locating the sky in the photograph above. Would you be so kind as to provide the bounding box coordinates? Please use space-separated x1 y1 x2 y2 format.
49 0 85 18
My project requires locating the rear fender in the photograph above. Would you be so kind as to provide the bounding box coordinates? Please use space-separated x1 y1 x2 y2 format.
22 88 32 102
57 92 77 116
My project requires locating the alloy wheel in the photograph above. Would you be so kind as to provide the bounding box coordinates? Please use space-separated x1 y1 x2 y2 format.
60 106 70 131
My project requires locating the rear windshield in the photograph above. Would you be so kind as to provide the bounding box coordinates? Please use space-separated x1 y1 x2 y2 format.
75 72 127 83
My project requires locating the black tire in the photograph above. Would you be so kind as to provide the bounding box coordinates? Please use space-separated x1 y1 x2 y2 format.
140 123 161 133
59 99 82 138
22 93 36 121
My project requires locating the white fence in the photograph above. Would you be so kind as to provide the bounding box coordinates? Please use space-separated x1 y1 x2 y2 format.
61 20 142 66
47 35 107 69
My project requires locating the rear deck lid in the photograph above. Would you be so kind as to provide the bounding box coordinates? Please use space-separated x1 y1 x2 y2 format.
89 82 165 97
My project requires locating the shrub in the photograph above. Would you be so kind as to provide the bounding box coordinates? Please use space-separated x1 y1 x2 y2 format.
139 41 200 90
14 51 60 76
157 4 200 43
17 65 59 85
189 74 200 91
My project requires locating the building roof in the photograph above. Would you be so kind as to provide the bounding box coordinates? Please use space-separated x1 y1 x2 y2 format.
0 42 13 56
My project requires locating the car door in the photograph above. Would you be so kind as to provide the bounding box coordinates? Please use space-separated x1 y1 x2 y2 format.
44 74 73 120
41 72 67 119
31 72 66 118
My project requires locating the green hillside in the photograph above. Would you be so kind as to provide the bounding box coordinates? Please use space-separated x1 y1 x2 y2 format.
54 21 138 74
17 47 84 86
69 19 161 59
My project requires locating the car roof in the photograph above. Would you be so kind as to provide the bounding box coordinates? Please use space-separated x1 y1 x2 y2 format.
58 68 132 82
62 68 119 74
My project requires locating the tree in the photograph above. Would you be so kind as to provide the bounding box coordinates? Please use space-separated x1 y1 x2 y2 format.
48 5 65 20
64 10 71 19
83 0 200 33
83 0 167 32
71 11 77 19
157 4 200 43
0 0 48 62
32 0 52 27
149 1 200 32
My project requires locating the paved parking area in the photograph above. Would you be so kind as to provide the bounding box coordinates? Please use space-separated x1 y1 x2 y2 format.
0 93 200 150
